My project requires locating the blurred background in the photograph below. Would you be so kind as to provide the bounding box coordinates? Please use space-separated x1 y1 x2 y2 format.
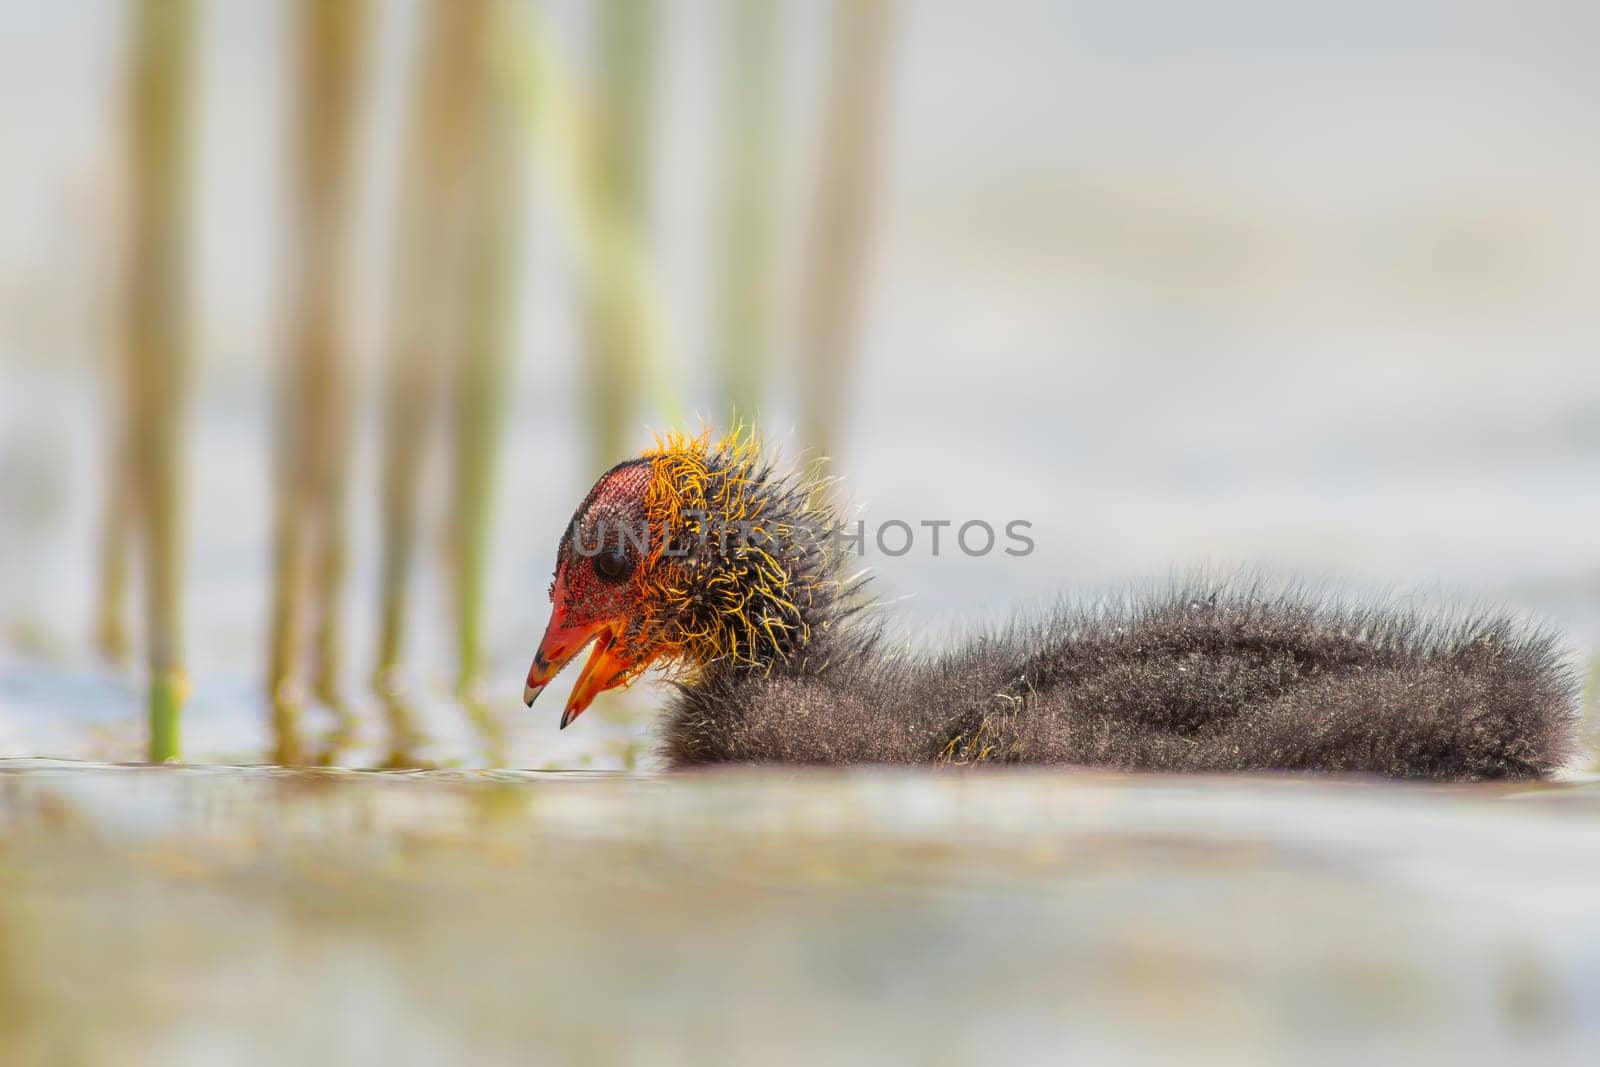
1 0 1597 769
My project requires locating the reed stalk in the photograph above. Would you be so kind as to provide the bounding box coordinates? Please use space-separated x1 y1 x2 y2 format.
301 0 366 763
798 0 892 470
585 0 656 468
449 42 518 762
125 0 194 763
269 0 367 765
498 3 682 425
309 454 356 757
376 0 490 765
713 0 781 423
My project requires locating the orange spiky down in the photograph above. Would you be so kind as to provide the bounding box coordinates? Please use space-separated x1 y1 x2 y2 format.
634 427 844 677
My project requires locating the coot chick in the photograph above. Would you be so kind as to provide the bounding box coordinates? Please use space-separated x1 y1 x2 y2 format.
524 431 1579 779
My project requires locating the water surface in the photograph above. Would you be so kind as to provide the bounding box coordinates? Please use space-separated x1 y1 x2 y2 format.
4 760 1598 1064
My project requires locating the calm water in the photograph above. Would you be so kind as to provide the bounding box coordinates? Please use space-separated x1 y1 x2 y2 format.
3 760 1599 1064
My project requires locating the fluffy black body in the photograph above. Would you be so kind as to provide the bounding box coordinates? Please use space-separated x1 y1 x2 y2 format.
663 578 1579 779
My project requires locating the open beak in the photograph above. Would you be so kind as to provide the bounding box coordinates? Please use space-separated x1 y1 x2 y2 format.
524 606 635 729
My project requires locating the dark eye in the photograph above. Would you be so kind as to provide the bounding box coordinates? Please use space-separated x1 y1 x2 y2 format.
594 546 632 583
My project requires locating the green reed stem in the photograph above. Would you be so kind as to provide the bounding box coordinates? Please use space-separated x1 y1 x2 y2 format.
270 0 367 765
127 0 194 763
714 0 781 423
451 44 518 760
497 4 683 428
585 0 656 468
376 0 491 765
